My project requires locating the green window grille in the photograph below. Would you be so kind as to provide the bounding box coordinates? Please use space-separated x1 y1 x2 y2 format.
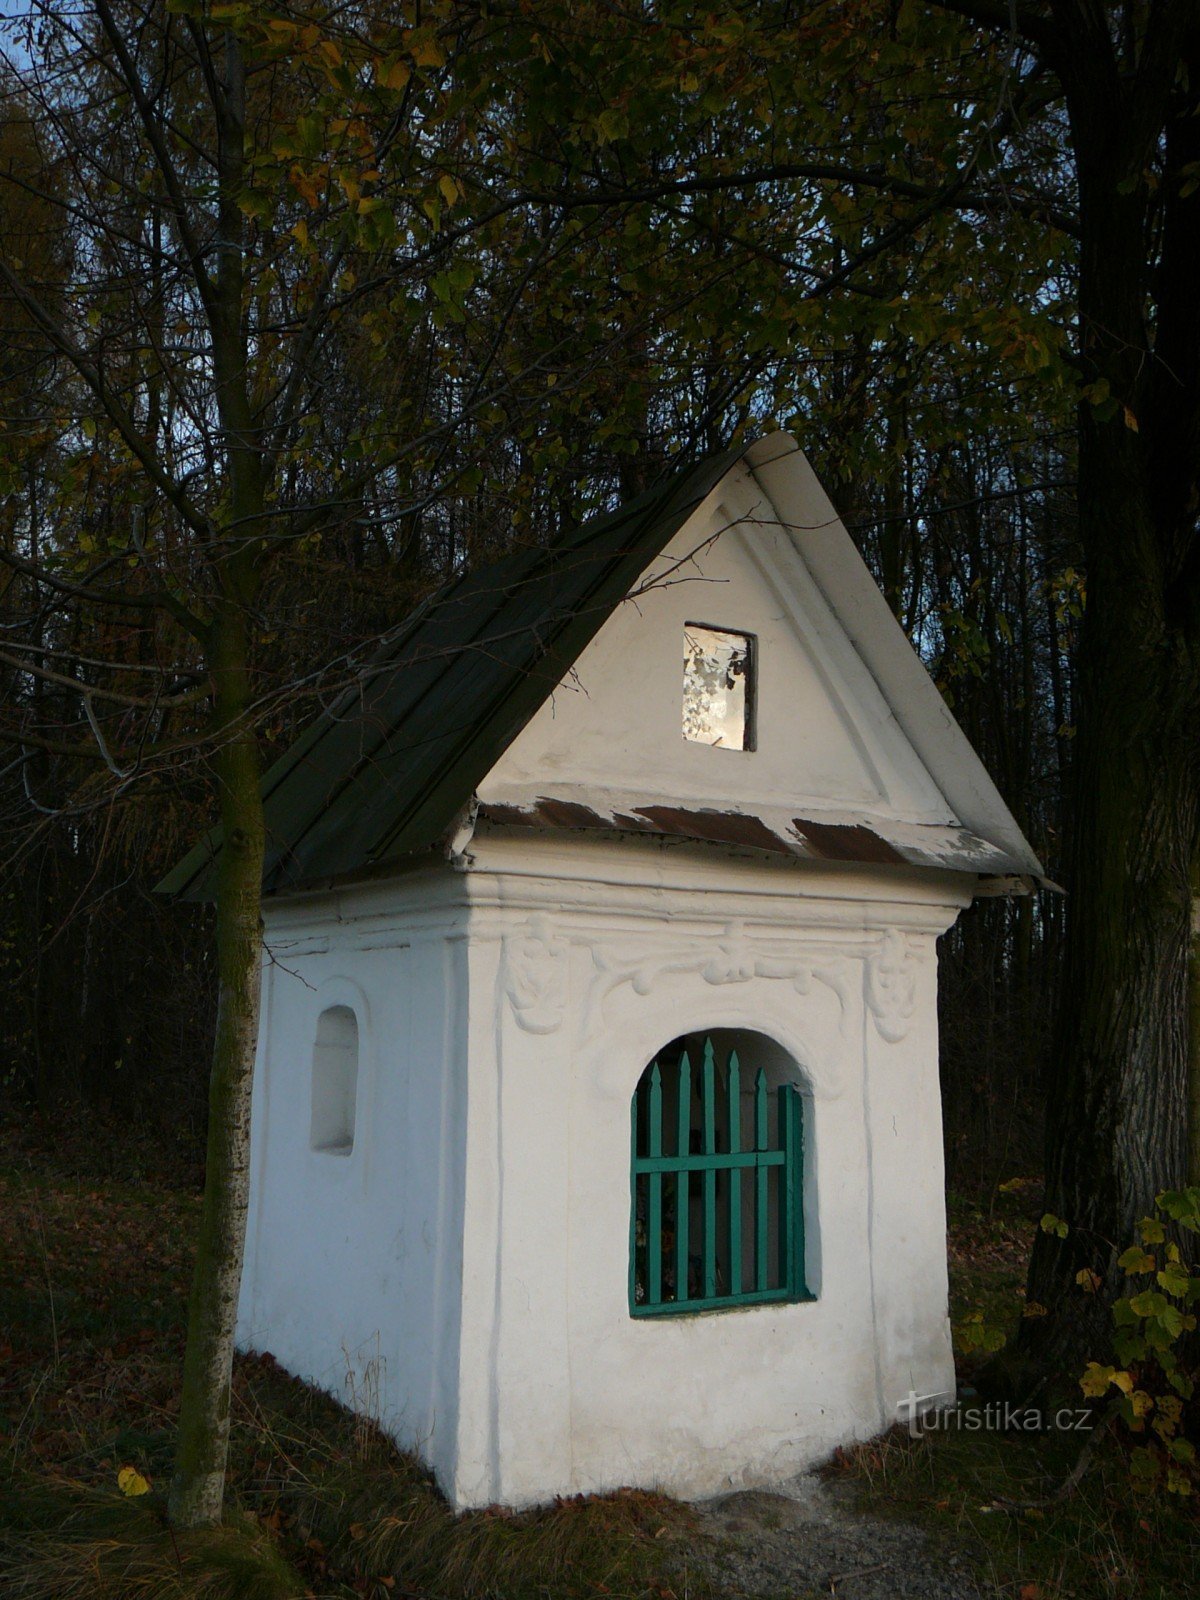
629 1035 812 1316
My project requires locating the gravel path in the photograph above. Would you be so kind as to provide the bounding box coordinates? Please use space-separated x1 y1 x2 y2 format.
684 1474 986 1599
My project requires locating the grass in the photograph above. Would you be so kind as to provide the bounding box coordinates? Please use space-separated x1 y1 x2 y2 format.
832 1181 1200 1600
6 1116 1200 1599
0 1115 699 1599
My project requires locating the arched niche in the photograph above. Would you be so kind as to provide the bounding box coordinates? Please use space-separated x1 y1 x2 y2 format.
310 1003 360 1155
629 1027 818 1315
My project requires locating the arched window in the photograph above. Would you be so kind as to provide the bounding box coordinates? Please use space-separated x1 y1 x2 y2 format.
310 1004 359 1155
630 1031 811 1316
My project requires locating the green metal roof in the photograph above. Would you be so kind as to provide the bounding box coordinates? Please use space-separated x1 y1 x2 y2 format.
160 441 753 901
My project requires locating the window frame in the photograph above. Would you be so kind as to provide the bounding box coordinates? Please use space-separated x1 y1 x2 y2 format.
628 1035 812 1318
681 622 758 752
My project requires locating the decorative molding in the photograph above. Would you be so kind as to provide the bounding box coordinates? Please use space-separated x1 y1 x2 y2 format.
590 920 853 1022
502 913 569 1034
589 920 927 1044
862 927 923 1043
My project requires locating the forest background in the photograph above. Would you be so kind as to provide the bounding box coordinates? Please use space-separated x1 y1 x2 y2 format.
8 0 1200 1545
0 0 1080 1197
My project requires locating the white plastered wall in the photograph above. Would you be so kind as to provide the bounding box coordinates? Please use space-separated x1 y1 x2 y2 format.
236 873 471 1493
446 834 966 1508
238 837 965 1511
479 461 958 829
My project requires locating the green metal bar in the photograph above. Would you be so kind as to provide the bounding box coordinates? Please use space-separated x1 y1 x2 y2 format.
631 1283 815 1317
702 1037 717 1297
792 1088 807 1295
648 1062 663 1305
631 1054 813 1317
755 1067 769 1292
727 1049 742 1297
675 1050 691 1302
629 1078 640 1313
778 1085 794 1294
632 1149 785 1174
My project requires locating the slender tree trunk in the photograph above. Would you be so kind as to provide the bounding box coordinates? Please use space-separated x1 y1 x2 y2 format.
1189 852 1200 1185
168 26 268 1528
168 593 264 1529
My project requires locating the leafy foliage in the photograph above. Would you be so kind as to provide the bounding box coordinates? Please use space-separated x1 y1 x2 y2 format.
1079 1190 1200 1498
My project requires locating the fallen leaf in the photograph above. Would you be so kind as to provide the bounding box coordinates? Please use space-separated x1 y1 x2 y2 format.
117 1465 151 1497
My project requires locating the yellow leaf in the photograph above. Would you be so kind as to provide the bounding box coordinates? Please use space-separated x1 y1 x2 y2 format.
438 173 459 207
377 58 411 91
1080 1361 1115 1397
1123 405 1139 432
1112 1370 1135 1394
291 219 308 248
409 29 446 69
1022 1301 1048 1318
117 1466 151 1497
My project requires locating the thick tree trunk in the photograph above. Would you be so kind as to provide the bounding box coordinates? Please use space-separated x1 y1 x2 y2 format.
168 598 264 1529
1020 509 1199 1361
1015 9 1200 1368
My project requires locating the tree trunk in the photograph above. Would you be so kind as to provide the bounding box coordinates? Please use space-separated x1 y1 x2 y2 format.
1016 10 1200 1366
168 596 264 1529
1020 502 1199 1359
168 27 267 1526
1189 852 1200 1185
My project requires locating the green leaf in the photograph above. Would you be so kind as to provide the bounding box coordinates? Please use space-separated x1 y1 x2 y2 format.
1157 1265 1190 1298
1128 1290 1168 1318
1118 1246 1155 1273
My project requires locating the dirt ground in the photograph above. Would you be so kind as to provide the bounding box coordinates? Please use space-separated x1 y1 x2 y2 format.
689 1475 982 1599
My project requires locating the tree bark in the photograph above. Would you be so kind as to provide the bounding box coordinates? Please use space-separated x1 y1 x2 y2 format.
167 595 264 1529
1189 853 1200 1186
1015 4 1200 1368
168 26 268 1529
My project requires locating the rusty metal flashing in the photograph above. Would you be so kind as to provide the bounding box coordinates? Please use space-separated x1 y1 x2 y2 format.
626 805 792 856
471 790 1052 884
789 819 906 865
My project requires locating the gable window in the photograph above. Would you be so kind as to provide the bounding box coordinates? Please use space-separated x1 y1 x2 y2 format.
310 1004 359 1155
683 625 755 749
630 1033 811 1315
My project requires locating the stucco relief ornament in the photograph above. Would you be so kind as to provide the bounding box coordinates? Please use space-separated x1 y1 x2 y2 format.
863 928 922 1043
590 921 852 1021
502 914 569 1034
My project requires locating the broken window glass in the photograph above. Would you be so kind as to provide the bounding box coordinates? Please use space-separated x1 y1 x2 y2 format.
682 625 754 749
